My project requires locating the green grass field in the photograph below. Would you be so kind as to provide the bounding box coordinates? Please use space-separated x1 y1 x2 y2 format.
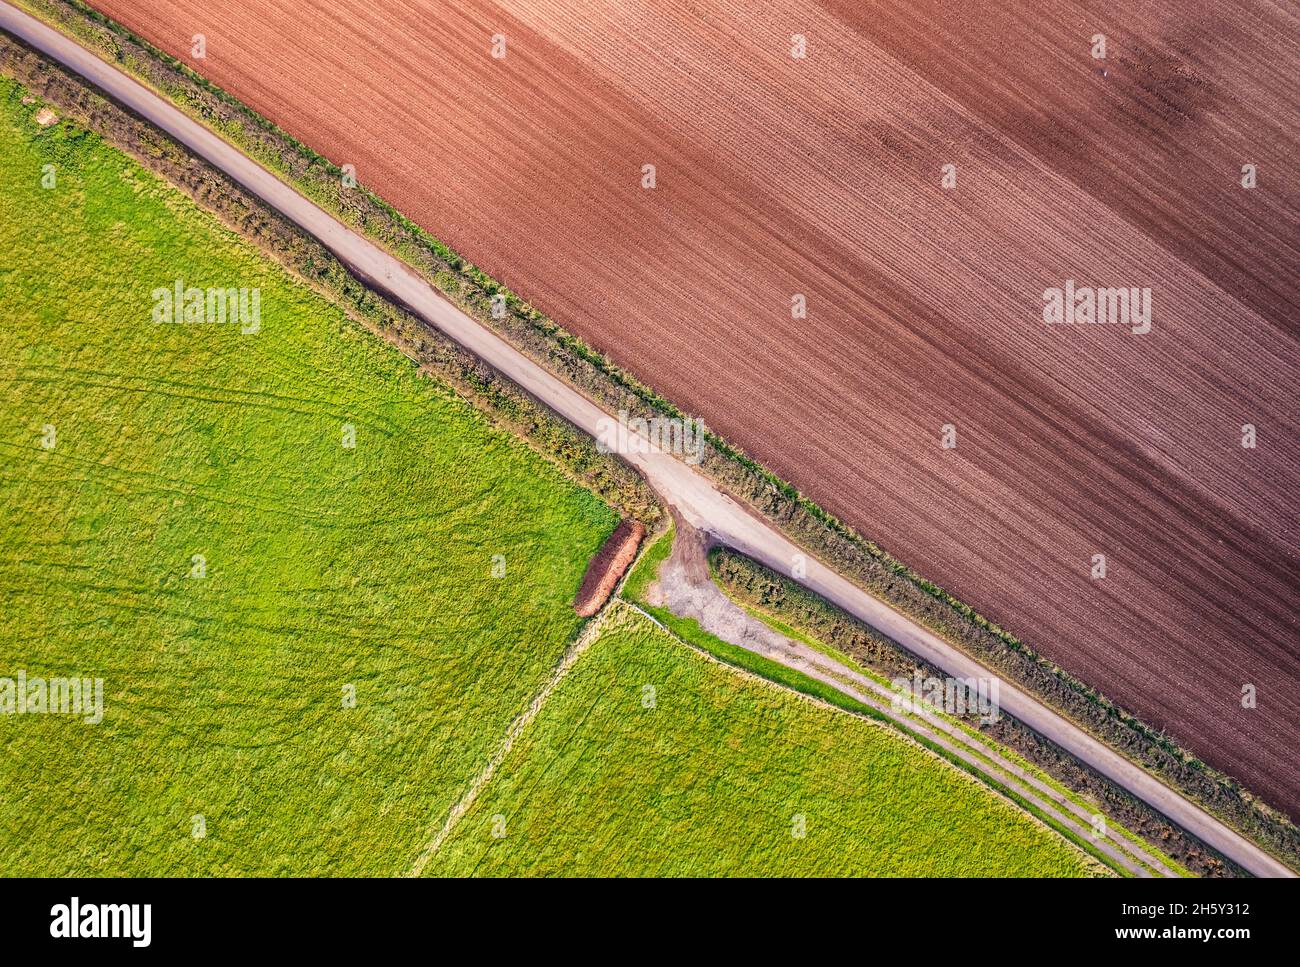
0 78 617 875
427 606 1099 877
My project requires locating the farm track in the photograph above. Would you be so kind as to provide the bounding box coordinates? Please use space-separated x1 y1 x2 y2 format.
406 603 615 876
3 1 1295 877
78 0 1300 818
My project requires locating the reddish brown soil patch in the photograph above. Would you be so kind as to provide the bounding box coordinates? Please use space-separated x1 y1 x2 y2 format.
575 520 646 617
90 0 1300 817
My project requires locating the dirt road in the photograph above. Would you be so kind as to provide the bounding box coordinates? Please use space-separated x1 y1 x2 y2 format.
77 0 1300 818
4 0 1292 877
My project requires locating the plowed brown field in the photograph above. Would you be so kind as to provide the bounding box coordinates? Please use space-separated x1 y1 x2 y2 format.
88 0 1300 816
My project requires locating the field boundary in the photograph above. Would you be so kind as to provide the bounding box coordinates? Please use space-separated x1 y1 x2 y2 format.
406 606 615 877
8 0 1296 869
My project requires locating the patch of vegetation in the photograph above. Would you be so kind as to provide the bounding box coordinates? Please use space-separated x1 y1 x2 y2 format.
620 520 674 603
0 79 617 875
427 607 1101 877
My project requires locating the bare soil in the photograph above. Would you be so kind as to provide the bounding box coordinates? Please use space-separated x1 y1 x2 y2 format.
574 519 645 617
